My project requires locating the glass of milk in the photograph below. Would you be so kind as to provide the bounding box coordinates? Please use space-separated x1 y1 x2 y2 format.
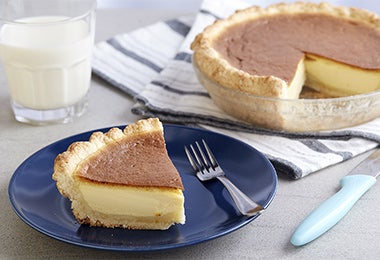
0 0 96 124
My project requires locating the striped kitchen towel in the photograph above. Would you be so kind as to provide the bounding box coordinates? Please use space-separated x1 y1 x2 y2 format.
92 0 380 179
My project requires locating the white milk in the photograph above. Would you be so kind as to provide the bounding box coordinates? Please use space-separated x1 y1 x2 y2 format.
0 16 93 110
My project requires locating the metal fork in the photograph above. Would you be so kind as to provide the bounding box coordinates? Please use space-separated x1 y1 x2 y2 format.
185 139 264 216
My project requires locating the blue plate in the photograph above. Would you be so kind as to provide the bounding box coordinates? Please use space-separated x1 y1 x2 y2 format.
8 124 277 251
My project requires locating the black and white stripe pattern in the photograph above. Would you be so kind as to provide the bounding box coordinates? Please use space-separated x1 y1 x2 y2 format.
92 0 380 179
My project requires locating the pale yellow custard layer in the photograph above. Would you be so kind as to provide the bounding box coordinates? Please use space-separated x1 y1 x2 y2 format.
304 54 380 97
78 180 185 221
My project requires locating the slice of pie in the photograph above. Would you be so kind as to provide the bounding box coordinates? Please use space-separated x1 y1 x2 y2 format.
52 118 185 230
191 2 380 131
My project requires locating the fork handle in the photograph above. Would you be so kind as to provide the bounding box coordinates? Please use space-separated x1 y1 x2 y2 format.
216 176 264 216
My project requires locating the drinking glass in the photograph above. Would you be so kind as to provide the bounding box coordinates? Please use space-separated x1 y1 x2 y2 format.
0 0 96 124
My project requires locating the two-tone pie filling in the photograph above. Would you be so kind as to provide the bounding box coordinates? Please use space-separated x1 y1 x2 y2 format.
192 2 380 100
53 118 185 230
75 131 184 221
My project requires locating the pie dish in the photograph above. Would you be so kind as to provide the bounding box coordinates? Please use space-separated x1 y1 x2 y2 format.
191 2 380 132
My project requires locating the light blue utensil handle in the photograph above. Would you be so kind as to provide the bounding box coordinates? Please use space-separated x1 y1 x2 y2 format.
291 174 376 246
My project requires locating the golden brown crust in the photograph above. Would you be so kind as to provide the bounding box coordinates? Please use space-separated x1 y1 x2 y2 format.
191 1 380 97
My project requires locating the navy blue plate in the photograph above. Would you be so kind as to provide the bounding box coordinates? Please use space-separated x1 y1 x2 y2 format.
8 124 277 251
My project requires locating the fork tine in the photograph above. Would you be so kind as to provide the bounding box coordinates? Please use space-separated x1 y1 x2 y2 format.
185 144 207 173
190 143 207 172
202 139 218 168
195 141 211 169
184 146 199 172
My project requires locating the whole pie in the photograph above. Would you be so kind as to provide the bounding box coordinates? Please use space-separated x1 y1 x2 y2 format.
191 2 380 131
52 118 185 230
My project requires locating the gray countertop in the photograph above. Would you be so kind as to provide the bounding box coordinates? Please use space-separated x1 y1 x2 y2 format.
1 1 379 259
